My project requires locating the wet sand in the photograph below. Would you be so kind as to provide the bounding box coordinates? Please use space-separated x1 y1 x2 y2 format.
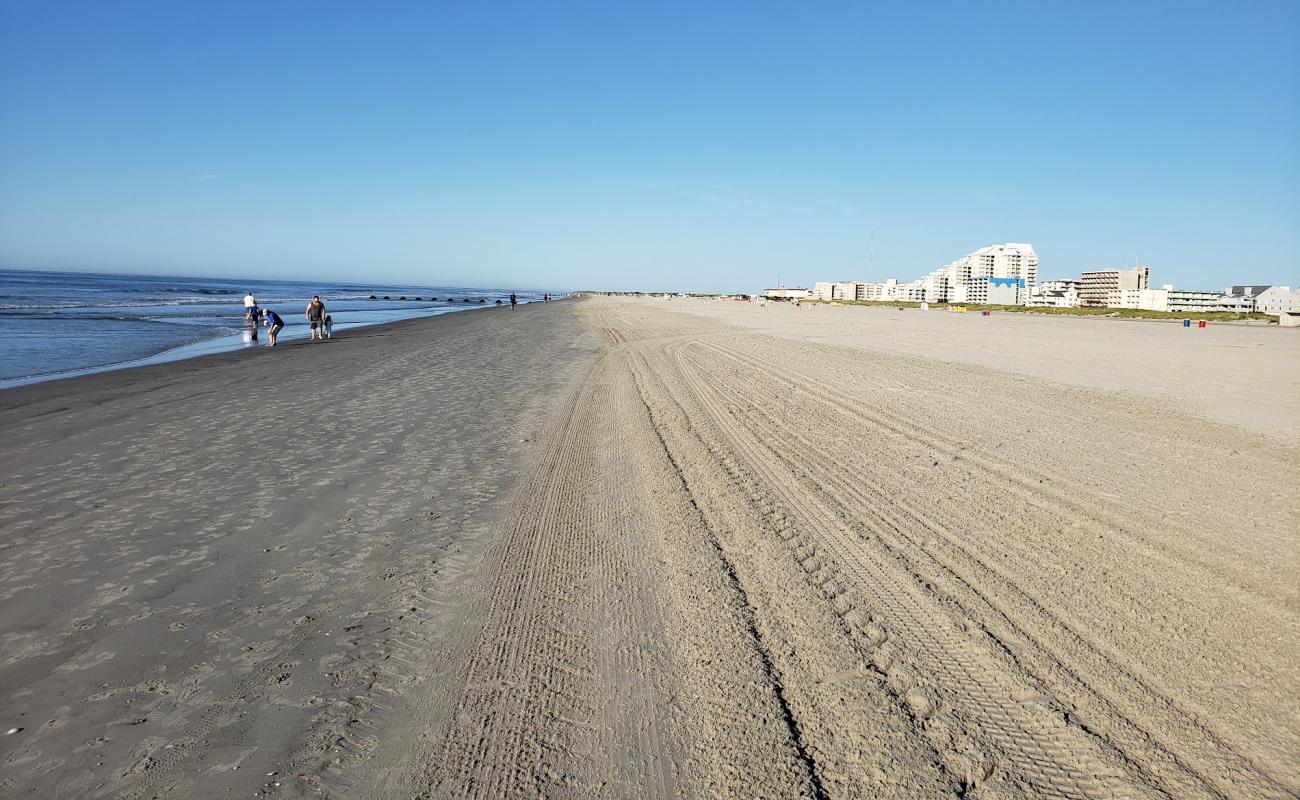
1 297 1296 799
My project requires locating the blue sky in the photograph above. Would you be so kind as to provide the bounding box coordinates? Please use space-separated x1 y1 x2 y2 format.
1 1 1296 292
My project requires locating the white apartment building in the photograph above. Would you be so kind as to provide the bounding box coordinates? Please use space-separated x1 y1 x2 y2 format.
951 277 1024 305
921 272 949 304
1165 289 1225 313
868 278 925 302
1136 286 1171 312
923 243 1038 304
813 281 873 301
896 283 925 302
1252 286 1300 315
1131 284 1281 314
836 281 865 301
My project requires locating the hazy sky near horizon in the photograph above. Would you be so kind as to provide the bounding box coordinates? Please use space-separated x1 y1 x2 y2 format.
1 1 1296 292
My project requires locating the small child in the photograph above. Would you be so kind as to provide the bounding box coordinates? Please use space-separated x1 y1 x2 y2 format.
323 313 333 339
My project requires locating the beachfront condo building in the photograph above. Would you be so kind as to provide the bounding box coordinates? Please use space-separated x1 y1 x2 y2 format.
811 243 1038 306
1166 289 1234 313
1253 286 1300 314
1079 267 1149 307
919 243 1039 305
1228 285 1300 315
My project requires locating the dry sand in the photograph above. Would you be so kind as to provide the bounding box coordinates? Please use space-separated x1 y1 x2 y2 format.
1 297 1296 799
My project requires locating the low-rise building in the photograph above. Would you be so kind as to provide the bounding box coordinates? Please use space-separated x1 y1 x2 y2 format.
1137 286 1171 312
1216 294 1256 313
763 287 811 300
1166 289 1225 313
1252 285 1299 315
1026 285 1080 307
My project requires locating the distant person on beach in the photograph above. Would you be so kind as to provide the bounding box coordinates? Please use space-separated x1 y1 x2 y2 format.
262 308 284 346
323 313 333 339
306 296 326 341
242 293 260 341
510 293 517 310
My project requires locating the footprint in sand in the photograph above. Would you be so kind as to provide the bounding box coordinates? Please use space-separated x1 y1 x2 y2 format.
54 650 115 673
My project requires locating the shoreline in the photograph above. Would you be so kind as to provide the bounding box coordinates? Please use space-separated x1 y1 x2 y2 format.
0 301 515 391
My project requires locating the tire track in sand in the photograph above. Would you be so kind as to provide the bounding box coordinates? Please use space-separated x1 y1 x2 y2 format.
691 336 1294 799
658 337 1122 799
414 342 691 798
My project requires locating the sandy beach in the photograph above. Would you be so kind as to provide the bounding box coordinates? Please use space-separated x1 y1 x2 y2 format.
1 297 1296 799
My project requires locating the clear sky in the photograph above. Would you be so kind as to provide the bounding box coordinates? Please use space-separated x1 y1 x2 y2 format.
1 1 1296 292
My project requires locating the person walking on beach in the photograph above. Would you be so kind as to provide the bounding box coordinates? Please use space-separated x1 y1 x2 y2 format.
509 292 517 310
306 295 326 341
262 308 284 346
243 292 260 339
323 313 333 339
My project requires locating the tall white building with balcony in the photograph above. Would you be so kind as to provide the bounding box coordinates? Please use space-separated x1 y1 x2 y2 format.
922 243 1038 304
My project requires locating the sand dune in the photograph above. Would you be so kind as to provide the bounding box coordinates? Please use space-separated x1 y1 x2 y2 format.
1 297 1295 799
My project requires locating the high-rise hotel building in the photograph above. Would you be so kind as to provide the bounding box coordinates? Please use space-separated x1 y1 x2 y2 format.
922 243 1038 304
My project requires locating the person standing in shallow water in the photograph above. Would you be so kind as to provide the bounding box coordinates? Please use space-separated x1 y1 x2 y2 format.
243 292 259 340
509 292 517 310
306 295 326 341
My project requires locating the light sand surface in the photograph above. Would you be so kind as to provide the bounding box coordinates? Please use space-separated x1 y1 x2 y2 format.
1 297 1296 799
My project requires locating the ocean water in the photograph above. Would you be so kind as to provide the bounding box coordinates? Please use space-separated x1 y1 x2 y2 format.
0 269 548 387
